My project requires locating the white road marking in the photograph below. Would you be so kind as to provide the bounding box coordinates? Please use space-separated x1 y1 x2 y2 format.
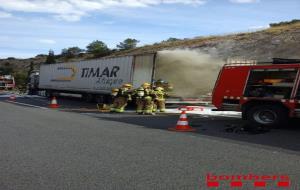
24 95 47 98
0 95 22 98
5 100 49 110
165 108 241 118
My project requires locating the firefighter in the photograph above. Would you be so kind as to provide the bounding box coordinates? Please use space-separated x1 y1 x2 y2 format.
154 79 173 92
153 87 167 112
110 88 119 112
110 84 132 113
152 80 162 112
111 88 119 97
154 79 165 88
134 87 145 114
141 82 155 115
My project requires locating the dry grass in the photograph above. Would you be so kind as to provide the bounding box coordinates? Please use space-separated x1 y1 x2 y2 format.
110 22 300 56
1 21 300 68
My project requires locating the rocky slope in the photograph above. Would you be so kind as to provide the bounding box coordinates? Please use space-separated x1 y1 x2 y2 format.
1 21 300 74
112 22 300 62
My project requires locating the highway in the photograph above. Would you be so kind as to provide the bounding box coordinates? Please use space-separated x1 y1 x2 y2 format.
0 93 299 189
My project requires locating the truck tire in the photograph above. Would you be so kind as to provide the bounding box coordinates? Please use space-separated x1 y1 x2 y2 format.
94 95 110 104
95 95 104 103
82 94 94 102
246 105 287 128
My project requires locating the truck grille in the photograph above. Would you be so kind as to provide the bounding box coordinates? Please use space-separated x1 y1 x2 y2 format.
221 103 240 111
295 109 300 118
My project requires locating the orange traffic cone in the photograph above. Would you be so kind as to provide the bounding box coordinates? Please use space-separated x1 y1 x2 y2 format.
9 94 16 101
169 110 196 132
49 96 59 108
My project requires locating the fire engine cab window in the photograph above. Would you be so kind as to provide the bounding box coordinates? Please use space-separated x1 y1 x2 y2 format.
244 69 297 99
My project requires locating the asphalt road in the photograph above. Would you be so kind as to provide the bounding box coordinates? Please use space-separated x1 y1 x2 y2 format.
0 93 300 189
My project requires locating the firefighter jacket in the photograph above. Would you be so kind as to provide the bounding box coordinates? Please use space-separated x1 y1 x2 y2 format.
116 87 132 101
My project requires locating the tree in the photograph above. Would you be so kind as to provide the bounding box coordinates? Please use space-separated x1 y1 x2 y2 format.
0 67 13 75
164 37 180 42
86 40 110 57
14 71 27 91
0 62 14 75
116 38 139 50
45 50 56 64
61 47 84 59
270 19 300 27
26 61 34 83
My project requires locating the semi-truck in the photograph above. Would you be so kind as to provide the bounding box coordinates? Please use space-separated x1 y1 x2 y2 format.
212 58 300 127
32 52 300 127
36 54 158 102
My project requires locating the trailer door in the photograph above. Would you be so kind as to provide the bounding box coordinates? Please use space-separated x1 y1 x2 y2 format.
132 54 156 88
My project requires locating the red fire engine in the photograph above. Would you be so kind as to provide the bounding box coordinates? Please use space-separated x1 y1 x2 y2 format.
0 75 15 90
212 58 300 127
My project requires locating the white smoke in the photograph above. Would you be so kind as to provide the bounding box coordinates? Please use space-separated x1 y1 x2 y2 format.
155 49 225 98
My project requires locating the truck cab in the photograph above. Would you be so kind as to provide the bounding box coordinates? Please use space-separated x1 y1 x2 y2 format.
212 59 300 127
28 71 40 95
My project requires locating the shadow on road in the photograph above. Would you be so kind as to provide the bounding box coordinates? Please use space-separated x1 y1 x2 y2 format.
93 113 300 153
1 95 299 153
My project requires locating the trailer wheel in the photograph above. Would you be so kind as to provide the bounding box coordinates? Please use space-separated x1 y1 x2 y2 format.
82 94 94 102
246 105 287 128
95 95 105 103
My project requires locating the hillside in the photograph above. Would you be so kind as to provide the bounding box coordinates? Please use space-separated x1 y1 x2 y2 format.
2 21 300 69
1 20 300 90
111 21 300 61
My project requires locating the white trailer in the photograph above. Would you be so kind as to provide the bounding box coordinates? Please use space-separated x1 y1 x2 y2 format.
38 54 156 102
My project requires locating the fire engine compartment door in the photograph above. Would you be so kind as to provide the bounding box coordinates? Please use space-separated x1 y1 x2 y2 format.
297 85 300 99
132 54 155 88
244 68 298 99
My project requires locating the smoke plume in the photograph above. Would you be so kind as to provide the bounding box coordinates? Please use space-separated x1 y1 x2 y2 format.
155 49 225 98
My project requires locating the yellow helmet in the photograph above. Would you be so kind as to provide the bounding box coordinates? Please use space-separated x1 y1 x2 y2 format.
142 82 151 88
155 87 164 91
122 83 132 88
111 88 119 93
137 87 144 91
111 88 119 96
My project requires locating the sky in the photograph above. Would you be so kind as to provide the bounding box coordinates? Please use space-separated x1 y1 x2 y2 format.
0 0 299 58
